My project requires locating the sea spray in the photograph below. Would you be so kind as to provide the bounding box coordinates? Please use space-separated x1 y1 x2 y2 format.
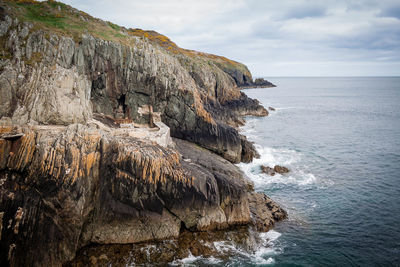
237 144 317 189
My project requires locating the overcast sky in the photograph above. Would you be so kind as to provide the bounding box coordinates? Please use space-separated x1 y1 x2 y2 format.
61 0 400 77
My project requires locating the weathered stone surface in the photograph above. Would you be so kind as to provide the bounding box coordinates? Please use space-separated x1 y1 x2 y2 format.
66 141 287 266
2 64 92 125
240 78 277 89
248 192 287 232
212 92 269 127
241 135 260 163
261 165 276 176
0 3 287 266
0 2 267 163
274 165 290 174
174 138 253 227
69 226 264 266
261 165 290 175
0 125 274 266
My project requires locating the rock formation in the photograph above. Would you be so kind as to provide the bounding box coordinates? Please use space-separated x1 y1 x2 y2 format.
0 0 274 164
274 165 290 174
0 1 285 266
261 165 276 176
240 78 277 89
261 165 290 176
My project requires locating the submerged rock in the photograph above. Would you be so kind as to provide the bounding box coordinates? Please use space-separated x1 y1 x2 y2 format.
261 165 290 176
274 165 290 174
261 165 276 176
268 106 276 111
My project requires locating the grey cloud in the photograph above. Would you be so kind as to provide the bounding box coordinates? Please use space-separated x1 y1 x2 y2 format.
278 5 327 20
380 5 400 19
59 0 400 76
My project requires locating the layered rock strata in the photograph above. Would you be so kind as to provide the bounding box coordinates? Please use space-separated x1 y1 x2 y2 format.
0 124 286 266
0 1 273 163
0 1 285 266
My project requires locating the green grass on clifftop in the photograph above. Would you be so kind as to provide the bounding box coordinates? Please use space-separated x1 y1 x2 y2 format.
3 0 133 44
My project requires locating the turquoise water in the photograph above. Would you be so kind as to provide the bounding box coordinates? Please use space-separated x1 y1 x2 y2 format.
236 77 400 266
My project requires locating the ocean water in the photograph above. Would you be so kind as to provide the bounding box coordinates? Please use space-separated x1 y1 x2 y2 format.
179 77 400 266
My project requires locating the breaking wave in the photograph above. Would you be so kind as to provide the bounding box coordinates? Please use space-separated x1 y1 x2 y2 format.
237 144 317 189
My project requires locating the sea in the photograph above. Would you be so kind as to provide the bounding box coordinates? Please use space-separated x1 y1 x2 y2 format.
176 77 400 266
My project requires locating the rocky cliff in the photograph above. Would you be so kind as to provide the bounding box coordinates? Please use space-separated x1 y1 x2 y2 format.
0 0 273 163
0 124 286 266
0 1 285 266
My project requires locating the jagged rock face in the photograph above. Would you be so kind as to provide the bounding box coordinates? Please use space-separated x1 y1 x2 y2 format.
70 226 266 265
248 192 287 232
174 138 253 227
0 125 258 266
241 135 260 163
69 140 286 266
0 9 265 163
0 3 286 266
216 64 253 87
0 63 92 124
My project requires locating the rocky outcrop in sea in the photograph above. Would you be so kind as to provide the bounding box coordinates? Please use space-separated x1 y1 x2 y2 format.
0 1 283 266
239 78 277 89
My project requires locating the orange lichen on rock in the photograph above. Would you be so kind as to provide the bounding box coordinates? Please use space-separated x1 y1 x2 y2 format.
39 146 60 179
195 102 215 125
114 141 192 187
0 126 14 134
128 28 180 54
0 128 36 172
0 139 11 169
84 151 100 178
27 127 102 184
65 146 82 183
0 125 193 188
191 91 215 125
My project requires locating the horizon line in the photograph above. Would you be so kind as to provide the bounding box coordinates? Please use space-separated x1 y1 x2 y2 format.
257 76 400 78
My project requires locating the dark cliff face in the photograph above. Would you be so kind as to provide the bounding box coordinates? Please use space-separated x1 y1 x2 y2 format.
0 125 231 265
0 125 285 266
0 0 267 164
0 1 286 266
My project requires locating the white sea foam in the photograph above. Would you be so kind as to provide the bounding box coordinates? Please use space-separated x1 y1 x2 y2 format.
237 145 317 188
180 252 198 264
251 230 283 265
266 257 275 264
203 256 222 264
240 118 261 140
213 240 250 258
169 230 283 266
261 229 282 242
210 230 283 265
170 252 224 266
170 251 201 266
